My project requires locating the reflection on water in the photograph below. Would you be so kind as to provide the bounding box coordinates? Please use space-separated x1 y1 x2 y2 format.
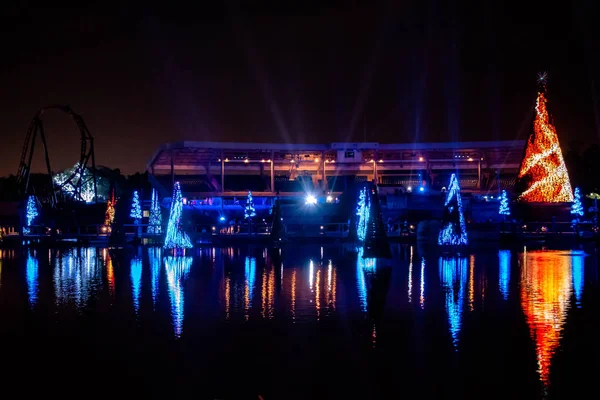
420 257 425 309
439 256 468 349
26 250 39 307
244 257 256 319
499 250 511 300
520 250 586 390
148 247 162 307
54 248 102 308
572 253 584 308
102 249 115 299
164 256 192 338
131 257 142 314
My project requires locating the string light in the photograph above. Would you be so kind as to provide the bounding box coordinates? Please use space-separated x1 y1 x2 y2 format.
164 182 193 250
356 187 370 241
244 191 256 220
148 188 163 234
499 190 511 216
438 174 468 246
517 86 574 202
570 187 584 217
24 195 38 235
130 190 142 224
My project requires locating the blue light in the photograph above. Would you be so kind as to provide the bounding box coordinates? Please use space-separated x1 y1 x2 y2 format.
356 187 370 241
499 190 511 216
439 256 468 350
305 194 317 205
24 195 38 235
164 256 192 338
572 253 584 308
244 256 256 316
131 257 142 314
571 187 584 217
419 186 424 192
26 251 39 307
148 188 162 234
54 247 101 309
438 174 468 246
356 248 368 312
148 247 161 307
219 216 226 222
130 190 142 224
164 182 193 250
498 250 511 300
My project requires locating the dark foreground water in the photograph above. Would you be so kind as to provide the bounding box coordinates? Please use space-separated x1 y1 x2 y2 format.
0 244 599 399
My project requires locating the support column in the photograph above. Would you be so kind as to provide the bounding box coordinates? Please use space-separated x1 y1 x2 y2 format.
170 148 175 191
221 150 225 193
477 159 482 189
270 151 275 193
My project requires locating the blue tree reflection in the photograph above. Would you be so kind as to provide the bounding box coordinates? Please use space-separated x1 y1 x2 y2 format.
54 248 102 309
498 250 511 300
164 256 192 338
130 257 142 315
572 251 585 308
244 256 256 318
148 247 162 307
439 256 468 350
26 250 39 307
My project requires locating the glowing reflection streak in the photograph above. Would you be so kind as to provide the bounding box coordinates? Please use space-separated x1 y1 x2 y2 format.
225 275 231 320
164 256 192 338
408 247 413 303
316 268 321 318
520 250 574 390
440 256 468 350
469 255 475 311
356 248 368 312
130 257 142 314
244 257 256 319
54 248 101 309
498 250 511 300
148 247 161 306
26 251 39 307
420 257 425 309
572 252 584 308
309 260 314 291
291 269 297 320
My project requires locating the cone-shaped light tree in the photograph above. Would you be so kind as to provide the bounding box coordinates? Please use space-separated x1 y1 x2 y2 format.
438 174 468 246
104 189 116 228
244 191 256 220
23 195 39 235
499 190 511 217
148 188 163 234
356 186 370 241
571 187 584 217
516 75 574 202
164 182 193 250
130 190 142 225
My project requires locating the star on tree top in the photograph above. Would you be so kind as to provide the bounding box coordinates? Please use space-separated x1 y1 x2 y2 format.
537 71 548 85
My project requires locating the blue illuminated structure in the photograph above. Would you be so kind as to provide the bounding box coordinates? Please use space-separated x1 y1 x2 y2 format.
244 256 257 316
499 190 511 216
572 252 584 308
54 247 101 309
23 195 38 235
356 187 370 242
131 257 142 314
438 174 468 246
498 250 511 300
164 256 192 338
130 190 142 224
571 187 584 218
439 256 467 349
26 250 39 307
244 191 256 220
148 247 162 307
148 188 162 234
164 182 193 250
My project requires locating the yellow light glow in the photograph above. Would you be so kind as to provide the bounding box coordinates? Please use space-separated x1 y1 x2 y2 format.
314 158 319 163
290 160 295 163
517 89 574 202
244 159 249 163
419 157 424 162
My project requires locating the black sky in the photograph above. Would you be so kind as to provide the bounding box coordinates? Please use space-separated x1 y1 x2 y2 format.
1 1 598 176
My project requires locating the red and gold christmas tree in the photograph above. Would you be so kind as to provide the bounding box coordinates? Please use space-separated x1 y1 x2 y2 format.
516 75 573 202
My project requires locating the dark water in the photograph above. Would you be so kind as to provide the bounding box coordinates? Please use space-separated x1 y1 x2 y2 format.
0 244 599 399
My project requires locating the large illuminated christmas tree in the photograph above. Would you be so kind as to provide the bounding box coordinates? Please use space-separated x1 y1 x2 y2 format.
438 174 468 246
516 74 574 203
164 182 193 250
244 191 256 220
23 195 39 235
148 188 162 234
356 186 370 241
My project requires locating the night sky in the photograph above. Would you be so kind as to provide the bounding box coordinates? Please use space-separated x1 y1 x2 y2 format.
1 1 598 176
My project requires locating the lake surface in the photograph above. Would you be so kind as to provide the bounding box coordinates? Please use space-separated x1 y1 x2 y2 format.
0 244 598 399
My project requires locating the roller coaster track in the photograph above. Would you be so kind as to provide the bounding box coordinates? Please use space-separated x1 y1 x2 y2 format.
16 105 97 207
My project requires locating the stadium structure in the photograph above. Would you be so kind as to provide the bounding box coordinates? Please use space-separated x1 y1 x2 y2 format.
147 140 524 201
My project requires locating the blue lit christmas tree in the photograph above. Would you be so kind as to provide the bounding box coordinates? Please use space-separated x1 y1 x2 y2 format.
571 187 584 218
148 188 162 234
499 190 511 217
130 190 142 225
23 195 38 235
244 191 256 220
164 182 193 250
356 187 370 241
438 174 468 246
